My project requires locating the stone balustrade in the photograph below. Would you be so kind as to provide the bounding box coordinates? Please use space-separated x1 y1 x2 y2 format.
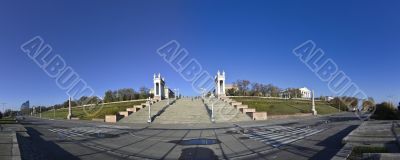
248 112 267 120
235 105 248 111
230 102 242 106
126 108 137 112
241 108 256 114
105 114 124 123
119 111 133 117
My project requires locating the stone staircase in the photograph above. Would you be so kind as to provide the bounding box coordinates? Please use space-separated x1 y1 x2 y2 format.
218 96 267 120
203 97 252 123
153 99 211 124
119 99 173 123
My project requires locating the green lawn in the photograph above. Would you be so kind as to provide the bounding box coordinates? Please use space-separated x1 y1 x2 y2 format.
0 117 17 124
39 100 145 120
231 97 341 115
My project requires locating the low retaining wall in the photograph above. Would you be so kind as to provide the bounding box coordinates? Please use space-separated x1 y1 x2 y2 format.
248 112 267 120
268 113 313 120
105 115 123 123
92 118 105 122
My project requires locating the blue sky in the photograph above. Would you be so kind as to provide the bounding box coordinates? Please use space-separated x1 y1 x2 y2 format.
1 0 399 109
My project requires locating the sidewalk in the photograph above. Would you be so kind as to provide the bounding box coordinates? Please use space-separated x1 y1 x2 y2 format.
0 131 22 160
0 123 27 160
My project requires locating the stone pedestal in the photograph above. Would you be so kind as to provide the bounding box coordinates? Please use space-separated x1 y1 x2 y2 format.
248 112 267 120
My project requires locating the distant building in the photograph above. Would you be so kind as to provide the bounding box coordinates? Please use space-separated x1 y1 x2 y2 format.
280 87 312 99
20 100 30 114
299 87 312 99
326 96 334 101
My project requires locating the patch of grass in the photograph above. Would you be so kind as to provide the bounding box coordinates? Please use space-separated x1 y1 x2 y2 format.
0 118 17 124
231 97 340 115
40 101 145 120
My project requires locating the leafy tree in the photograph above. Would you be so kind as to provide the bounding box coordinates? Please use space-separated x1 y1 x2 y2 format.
226 88 237 96
139 87 150 99
104 90 114 103
286 88 302 98
372 102 399 120
329 97 349 111
362 97 375 111
3 109 14 117
0 111 3 119
266 84 281 97
236 80 251 96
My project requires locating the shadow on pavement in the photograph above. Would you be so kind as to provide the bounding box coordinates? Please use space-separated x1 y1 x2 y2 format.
179 147 218 160
310 125 358 160
169 138 221 145
19 127 79 160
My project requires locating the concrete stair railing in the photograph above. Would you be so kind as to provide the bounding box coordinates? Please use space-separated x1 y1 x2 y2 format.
204 97 252 122
209 97 268 121
118 99 176 123
105 99 161 123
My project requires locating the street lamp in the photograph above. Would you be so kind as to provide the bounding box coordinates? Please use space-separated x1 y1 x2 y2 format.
67 97 72 120
174 89 177 100
53 105 56 119
147 97 152 123
311 90 317 116
210 94 215 123
200 88 206 98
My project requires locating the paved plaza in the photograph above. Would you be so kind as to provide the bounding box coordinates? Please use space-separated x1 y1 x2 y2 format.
15 112 363 160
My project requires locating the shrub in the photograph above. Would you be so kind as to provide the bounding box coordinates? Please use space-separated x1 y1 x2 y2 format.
372 102 400 120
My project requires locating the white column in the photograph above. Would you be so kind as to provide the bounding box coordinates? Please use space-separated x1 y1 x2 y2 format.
159 83 162 98
222 80 225 95
154 82 157 96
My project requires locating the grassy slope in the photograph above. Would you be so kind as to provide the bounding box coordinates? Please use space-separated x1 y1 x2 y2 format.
231 97 340 115
40 100 145 120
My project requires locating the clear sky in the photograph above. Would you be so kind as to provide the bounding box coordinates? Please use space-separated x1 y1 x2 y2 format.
1 0 399 109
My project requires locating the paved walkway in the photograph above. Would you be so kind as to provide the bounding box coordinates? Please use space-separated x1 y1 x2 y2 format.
0 124 25 160
19 112 362 160
153 99 211 124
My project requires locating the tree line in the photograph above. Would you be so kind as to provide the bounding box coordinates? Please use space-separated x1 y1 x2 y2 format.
226 80 303 98
20 86 153 115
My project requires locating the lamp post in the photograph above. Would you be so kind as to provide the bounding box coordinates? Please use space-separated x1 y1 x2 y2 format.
200 88 207 98
177 89 179 99
174 89 177 100
210 94 215 123
312 90 317 116
67 97 72 120
53 105 56 119
147 97 152 123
